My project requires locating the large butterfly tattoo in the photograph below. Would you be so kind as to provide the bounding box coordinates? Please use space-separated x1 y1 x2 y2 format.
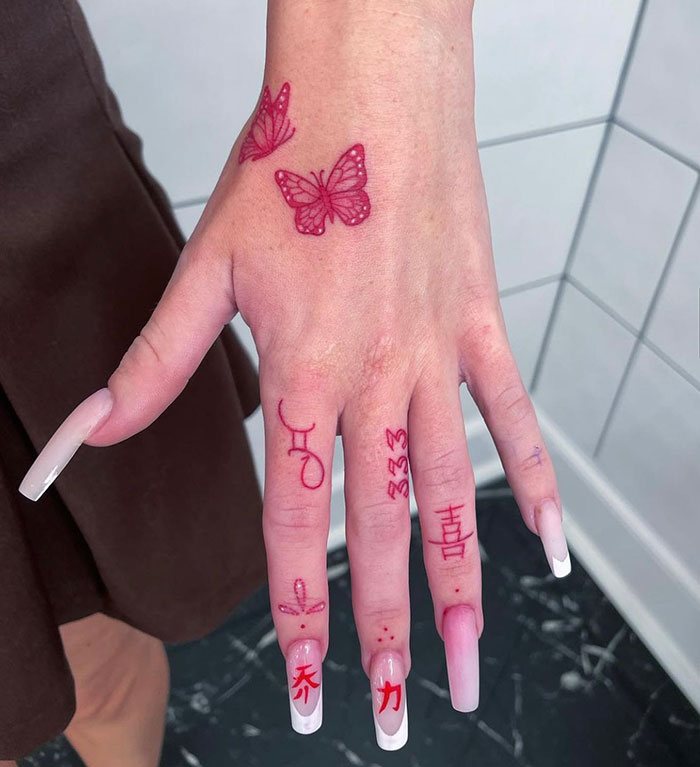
238 82 295 164
274 144 371 236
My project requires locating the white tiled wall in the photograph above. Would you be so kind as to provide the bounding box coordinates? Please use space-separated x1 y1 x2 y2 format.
533 0 700 708
472 0 639 141
480 125 604 292
568 127 696 330
536 284 636 453
617 0 700 166
647 198 700 384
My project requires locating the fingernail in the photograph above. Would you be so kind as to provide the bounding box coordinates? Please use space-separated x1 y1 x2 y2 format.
536 500 571 578
443 605 479 712
19 388 113 502
370 651 408 751
286 639 322 735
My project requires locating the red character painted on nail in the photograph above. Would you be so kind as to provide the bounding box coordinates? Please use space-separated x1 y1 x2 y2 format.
293 664 320 705
377 680 402 713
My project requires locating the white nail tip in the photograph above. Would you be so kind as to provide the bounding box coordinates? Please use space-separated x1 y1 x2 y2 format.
374 704 408 751
289 687 322 735
18 388 113 502
552 552 572 578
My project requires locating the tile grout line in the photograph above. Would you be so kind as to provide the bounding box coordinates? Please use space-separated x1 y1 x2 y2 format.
593 175 700 457
172 194 209 210
641 336 700 393
528 121 615 392
614 117 700 173
609 0 649 119
498 273 561 299
565 275 640 337
477 116 609 149
565 273 700 395
529 0 648 394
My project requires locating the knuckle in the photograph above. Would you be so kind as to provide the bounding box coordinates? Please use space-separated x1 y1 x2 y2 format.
114 320 176 382
350 501 410 543
360 602 406 628
416 448 473 492
264 498 326 539
488 381 533 429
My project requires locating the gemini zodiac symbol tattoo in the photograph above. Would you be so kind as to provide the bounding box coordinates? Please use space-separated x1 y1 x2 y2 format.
278 399 325 490
239 82 295 163
385 428 409 500
428 503 473 560
278 578 326 616
275 144 371 236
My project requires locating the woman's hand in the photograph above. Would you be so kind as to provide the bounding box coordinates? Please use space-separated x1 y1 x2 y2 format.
20 0 570 748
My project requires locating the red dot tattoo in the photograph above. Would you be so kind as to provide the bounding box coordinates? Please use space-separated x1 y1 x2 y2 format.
278 578 326 616
428 504 474 560
239 81 295 163
275 144 371 236
278 399 325 490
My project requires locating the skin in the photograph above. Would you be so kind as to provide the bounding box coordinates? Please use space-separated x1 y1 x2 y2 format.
23 1 564 756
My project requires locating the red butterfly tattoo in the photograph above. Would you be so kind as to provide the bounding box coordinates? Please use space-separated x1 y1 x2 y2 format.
275 144 371 236
238 82 295 164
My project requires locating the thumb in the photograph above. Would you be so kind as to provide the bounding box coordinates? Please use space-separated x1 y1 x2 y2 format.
19 243 237 500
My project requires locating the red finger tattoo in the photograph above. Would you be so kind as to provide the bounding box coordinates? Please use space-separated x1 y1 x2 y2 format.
278 578 326 616
428 503 474 560
278 399 325 490
275 144 371 236
239 81 295 163
385 427 409 500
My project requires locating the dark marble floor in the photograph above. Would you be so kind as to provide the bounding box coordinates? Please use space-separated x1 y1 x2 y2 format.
22 482 700 766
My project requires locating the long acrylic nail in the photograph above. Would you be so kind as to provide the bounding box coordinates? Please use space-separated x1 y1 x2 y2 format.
19 388 113 502
370 651 408 751
286 639 322 735
535 500 571 578
443 605 479 712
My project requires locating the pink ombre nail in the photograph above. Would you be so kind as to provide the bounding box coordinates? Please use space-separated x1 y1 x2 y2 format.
19 388 113 502
536 500 571 578
286 639 322 734
370 651 408 751
443 604 479 712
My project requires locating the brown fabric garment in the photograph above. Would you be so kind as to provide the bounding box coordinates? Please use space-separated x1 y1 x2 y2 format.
0 0 267 758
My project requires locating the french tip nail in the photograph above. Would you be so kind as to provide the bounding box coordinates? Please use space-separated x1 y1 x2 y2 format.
290 686 322 735
374 702 408 751
552 551 572 578
443 605 479 713
536 500 571 579
370 651 408 750
286 639 322 735
18 388 113 502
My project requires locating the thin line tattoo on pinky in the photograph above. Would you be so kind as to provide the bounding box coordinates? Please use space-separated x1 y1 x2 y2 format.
386 429 409 500
278 399 325 490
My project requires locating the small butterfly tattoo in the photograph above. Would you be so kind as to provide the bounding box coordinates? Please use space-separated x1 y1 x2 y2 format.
238 82 295 164
275 144 371 236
